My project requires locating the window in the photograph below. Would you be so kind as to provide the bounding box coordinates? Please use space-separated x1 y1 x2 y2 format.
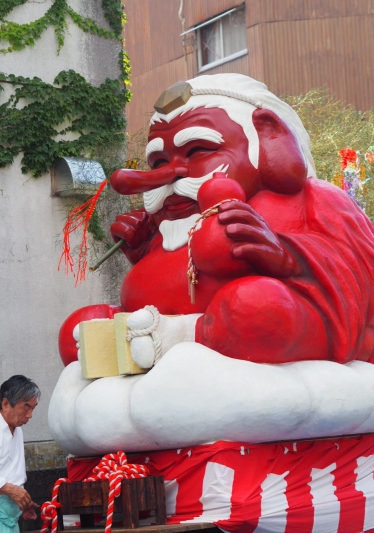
196 6 247 71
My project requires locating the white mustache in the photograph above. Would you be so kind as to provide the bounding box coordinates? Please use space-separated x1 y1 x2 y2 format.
144 164 229 214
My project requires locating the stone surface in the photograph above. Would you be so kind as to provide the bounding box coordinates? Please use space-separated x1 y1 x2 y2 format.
25 441 67 470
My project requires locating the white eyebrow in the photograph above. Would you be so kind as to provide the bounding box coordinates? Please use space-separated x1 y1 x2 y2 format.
145 137 164 160
174 127 224 147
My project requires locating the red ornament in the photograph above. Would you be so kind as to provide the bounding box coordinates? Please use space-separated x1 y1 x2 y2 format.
339 148 357 170
197 173 246 211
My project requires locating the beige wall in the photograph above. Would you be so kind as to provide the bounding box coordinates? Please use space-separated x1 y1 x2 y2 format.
0 0 122 443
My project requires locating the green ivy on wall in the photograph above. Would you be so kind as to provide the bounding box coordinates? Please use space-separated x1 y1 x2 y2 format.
0 0 119 54
102 0 124 35
0 0 27 21
0 71 131 177
0 0 132 178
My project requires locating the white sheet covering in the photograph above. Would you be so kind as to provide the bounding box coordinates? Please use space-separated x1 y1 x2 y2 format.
48 342 374 456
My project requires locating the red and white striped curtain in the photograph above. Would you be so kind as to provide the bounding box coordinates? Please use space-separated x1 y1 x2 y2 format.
68 435 374 533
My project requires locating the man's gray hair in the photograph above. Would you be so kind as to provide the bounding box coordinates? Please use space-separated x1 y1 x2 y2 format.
0 375 40 408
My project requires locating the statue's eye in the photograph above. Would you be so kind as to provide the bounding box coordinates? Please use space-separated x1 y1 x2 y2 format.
186 146 217 157
152 158 168 169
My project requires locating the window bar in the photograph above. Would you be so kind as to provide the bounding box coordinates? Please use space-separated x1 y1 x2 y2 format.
180 7 237 36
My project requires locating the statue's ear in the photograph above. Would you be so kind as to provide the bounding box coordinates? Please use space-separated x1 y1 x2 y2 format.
252 108 307 194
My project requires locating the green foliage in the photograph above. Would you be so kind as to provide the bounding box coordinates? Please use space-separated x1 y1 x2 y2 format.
88 207 106 241
0 0 119 55
102 0 124 35
284 88 374 219
66 5 118 41
121 49 132 85
0 71 131 177
0 0 132 180
0 0 27 20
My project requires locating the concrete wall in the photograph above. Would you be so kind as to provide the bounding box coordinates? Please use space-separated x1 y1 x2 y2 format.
0 0 123 448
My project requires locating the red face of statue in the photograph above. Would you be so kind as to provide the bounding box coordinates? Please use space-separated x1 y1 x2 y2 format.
146 108 260 225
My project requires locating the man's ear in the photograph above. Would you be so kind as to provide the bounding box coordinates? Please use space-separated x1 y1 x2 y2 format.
252 108 307 194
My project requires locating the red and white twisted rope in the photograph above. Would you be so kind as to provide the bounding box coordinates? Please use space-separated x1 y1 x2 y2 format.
40 477 70 533
39 452 148 533
187 198 239 304
84 451 149 533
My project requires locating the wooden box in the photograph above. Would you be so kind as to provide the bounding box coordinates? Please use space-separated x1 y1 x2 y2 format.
57 476 166 530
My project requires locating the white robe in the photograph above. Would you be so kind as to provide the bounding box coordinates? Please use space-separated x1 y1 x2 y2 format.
0 414 26 489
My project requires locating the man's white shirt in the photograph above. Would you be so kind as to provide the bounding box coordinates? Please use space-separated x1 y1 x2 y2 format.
0 413 26 489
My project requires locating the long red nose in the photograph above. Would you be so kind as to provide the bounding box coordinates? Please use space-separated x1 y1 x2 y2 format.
110 165 187 195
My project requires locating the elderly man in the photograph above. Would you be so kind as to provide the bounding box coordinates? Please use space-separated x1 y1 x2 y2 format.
0 375 40 533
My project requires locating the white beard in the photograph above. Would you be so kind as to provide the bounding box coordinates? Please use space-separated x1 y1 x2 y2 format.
143 164 229 214
146 163 229 250
159 213 201 251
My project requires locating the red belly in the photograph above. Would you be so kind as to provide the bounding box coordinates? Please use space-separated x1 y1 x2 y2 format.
120 244 231 315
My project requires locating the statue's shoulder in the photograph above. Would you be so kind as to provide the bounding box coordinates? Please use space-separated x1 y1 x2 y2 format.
305 176 360 208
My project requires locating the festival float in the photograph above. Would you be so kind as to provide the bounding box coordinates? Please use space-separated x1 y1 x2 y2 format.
46 74 374 533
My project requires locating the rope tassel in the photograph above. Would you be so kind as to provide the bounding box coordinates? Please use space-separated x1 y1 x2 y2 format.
58 179 109 285
83 451 150 533
40 478 70 533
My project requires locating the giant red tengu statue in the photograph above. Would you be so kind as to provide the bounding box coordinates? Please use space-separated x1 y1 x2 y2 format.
50 74 374 533
98 74 374 365
52 74 374 455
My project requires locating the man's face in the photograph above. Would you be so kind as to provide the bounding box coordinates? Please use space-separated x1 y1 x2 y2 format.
1 396 38 431
147 107 259 224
